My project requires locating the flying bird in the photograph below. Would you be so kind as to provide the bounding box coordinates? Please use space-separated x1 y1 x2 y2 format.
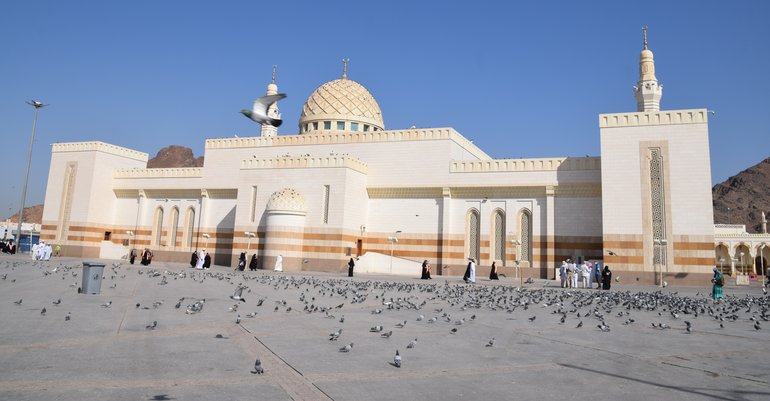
240 94 287 127
230 286 246 302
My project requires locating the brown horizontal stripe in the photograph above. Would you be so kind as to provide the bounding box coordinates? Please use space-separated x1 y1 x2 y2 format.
673 257 716 266
673 242 716 251
41 224 57 230
603 241 643 250
66 235 102 244
604 255 644 264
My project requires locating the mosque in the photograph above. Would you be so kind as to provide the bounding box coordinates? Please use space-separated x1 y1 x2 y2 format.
40 31 721 284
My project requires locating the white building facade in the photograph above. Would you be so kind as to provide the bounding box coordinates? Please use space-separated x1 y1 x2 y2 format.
40 33 721 284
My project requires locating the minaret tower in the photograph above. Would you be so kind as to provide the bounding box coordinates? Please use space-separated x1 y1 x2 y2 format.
261 65 281 137
633 27 663 112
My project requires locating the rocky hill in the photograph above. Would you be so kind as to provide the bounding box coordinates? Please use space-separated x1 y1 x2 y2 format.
6 204 44 224
146 145 204 168
712 156 770 233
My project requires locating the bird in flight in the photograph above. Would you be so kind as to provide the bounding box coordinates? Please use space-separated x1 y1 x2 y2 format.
240 94 286 127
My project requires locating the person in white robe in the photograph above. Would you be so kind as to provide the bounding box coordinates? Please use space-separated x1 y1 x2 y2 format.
467 258 476 283
195 249 206 269
570 261 579 288
580 262 590 288
274 254 283 272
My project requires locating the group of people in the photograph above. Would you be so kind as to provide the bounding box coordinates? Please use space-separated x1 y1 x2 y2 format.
190 249 211 270
236 252 259 271
31 241 59 261
559 259 613 290
0 240 17 254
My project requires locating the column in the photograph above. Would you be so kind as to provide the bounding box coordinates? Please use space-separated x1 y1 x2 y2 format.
545 185 555 279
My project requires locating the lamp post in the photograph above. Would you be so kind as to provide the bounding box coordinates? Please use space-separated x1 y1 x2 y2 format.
202 233 210 250
15 100 48 250
388 230 401 275
740 251 745 275
654 239 668 287
127 231 135 252
245 231 256 252
718 257 725 275
511 239 522 287
759 244 766 287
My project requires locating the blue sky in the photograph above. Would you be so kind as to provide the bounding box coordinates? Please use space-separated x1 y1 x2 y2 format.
2 1 768 220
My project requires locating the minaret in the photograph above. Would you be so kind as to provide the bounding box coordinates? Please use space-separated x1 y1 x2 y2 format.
633 27 663 112
261 65 281 137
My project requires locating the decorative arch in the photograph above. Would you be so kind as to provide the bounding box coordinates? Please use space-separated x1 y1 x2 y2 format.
184 207 196 249
168 207 180 249
755 243 769 276
715 243 731 274
733 243 752 274
466 208 480 261
518 209 532 264
491 208 505 265
152 207 164 246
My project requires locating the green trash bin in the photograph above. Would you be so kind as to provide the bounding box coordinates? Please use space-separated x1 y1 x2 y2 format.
81 262 105 294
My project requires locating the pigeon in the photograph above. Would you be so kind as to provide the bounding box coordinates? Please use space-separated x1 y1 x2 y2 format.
240 94 287 127
230 286 246 302
339 342 354 352
65 312 71 321
597 322 611 332
381 330 393 338
236 315 241 324
329 328 343 341
450 328 458 334
101 301 112 308
416 314 424 321
486 337 495 347
52 298 61 306
40 307 47 316
146 320 158 330
396 320 407 328
684 321 692 333
393 350 402 368
245 312 258 318
407 338 417 349
576 321 583 328
615 275 621 283
662 281 668 288
252 358 264 374
755 322 762 330
13 299 22 305
370 325 383 333
528 316 536 322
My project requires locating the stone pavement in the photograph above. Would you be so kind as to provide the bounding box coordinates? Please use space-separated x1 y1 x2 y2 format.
0 255 768 401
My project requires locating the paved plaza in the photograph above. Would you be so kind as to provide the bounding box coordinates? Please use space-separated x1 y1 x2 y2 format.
0 255 768 401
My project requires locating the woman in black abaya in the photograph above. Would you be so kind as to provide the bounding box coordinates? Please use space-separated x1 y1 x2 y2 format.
601 265 612 290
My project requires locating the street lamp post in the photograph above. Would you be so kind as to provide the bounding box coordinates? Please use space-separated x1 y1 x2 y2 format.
740 251 745 275
15 100 48 250
388 230 401 275
202 233 210 250
511 239 522 287
245 231 256 252
759 244 766 287
127 231 135 252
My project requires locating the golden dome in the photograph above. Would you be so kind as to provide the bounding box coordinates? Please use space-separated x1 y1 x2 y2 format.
298 78 384 133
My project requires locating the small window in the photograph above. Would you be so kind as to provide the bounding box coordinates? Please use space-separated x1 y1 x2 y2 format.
104 231 111 241
323 121 331 130
337 121 345 130
350 122 359 131
363 124 369 132
312 122 318 131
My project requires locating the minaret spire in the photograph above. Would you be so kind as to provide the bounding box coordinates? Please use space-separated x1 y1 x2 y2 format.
633 26 663 112
342 58 349 79
261 65 281 137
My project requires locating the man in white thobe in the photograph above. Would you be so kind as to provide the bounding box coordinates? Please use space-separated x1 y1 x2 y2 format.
195 249 205 269
274 254 283 272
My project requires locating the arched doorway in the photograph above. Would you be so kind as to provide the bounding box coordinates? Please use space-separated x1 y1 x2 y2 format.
733 244 752 275
714 244 731 275
755 243 769 277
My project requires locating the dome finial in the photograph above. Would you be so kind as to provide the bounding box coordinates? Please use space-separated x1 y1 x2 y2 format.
642 26 648 50
271 65 277 84
342 58 349 79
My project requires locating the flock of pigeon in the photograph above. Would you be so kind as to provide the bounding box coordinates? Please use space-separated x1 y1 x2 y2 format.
3 258 769 376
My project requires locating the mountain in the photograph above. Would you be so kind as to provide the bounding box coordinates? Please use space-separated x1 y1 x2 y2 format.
712 156 770 233
6 204 44 225
147 145 204 168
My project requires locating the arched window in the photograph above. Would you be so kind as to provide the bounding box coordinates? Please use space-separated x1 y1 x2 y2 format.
492 209 505 264
467 209 480 261
519 209 532 263
184 207 196 249
153 207 164 246
168 207 179 249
